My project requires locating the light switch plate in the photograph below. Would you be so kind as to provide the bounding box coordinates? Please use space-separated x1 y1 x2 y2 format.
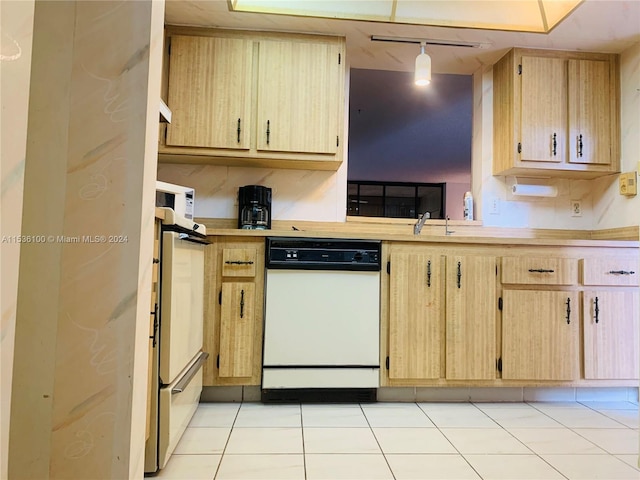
619 171 637 196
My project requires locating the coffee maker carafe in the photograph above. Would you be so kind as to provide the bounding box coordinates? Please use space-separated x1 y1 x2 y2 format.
238 185 272 230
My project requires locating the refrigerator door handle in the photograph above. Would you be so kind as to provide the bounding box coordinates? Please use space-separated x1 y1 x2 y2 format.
171 351 209 394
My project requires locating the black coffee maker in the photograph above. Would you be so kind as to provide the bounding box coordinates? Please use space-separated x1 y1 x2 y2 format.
238 185 272 230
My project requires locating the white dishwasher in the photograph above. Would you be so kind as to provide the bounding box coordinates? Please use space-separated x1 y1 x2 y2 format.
262 237 381 402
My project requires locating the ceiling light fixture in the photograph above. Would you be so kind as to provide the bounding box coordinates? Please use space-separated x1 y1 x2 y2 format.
230 1 582 34
414 42 431 86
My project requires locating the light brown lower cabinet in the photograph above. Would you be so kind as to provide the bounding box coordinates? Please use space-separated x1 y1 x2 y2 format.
203 239 264 386
583 290 639 379
386 247 497 382
445 255 497 380
219 282 256 378
502 290 580 380
388 251 443 380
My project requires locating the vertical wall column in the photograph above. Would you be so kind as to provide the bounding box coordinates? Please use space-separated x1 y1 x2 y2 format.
8 1 164 478
0 1 35 479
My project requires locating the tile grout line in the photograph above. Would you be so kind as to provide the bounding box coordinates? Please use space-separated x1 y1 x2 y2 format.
359 402 397 480
300 403 307 480
528 400 631 428
415 401 486 480
577 400 638 429
212 402 242 480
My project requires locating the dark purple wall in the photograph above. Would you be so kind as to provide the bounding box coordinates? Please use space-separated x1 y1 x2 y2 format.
348 69 472 185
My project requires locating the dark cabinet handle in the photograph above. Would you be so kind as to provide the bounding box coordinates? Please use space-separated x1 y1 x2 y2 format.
528 268 555 273
149 303 158 347
609 270 635 275
225 260 254 265
456 261 462 289
577 134 583 157
237 118 241 143
594 296 599 324
240 289 245 319
266 120 270 145
427 260 431 287
552 133 557 156
566 297 571 324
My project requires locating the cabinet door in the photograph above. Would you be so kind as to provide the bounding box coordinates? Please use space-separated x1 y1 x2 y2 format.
256 40 341 154
583 290 639 379
568 59 611 165
445 255 497 380
502 290 579 380
520 56 567 163
166 35 253 149
389 252 443 380
219 282 255 378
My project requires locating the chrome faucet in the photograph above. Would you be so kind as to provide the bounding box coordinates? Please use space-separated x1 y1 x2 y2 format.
445 216 454 235
413 212 430 235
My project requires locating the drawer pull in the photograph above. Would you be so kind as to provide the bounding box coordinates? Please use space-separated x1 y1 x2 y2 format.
565 297 571 324
427 260 431 287
225 260 254 265
528 268 555 273
172 352 209 394
608 270 635 275
594 296 599 324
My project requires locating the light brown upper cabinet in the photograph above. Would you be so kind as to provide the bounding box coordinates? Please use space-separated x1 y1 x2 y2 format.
256 40 342 155
166 35 253 150
493 48 619 179
160 28 345 171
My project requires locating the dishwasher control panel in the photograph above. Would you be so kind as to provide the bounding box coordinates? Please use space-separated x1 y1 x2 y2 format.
266 237 381 271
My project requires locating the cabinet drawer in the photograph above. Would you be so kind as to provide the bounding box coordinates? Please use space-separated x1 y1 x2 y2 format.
582 257 639 286
502 257 578 285
222 248 257 277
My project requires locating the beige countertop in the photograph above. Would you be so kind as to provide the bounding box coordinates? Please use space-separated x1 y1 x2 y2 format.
198 217 639 248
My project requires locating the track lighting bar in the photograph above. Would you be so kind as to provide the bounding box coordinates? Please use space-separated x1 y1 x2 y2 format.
371 35 490 49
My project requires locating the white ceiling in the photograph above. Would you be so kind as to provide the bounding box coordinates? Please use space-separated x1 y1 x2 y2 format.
165 0 640 75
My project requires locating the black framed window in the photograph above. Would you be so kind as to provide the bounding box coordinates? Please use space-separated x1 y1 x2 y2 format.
347 181 445 219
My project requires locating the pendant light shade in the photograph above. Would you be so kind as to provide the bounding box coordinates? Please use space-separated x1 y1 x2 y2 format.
414 42 431 86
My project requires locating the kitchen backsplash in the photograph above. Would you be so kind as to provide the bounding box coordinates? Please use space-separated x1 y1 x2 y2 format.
157 163 348 222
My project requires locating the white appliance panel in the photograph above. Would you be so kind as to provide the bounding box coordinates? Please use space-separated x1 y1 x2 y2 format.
158 355 203 469
262 368 379 389
263 270 380 366
159 232 205 384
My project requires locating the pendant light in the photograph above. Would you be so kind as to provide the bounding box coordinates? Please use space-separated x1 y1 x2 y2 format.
414 42 431 86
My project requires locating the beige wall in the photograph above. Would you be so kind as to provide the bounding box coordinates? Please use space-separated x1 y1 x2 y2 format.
7 1 164 478
0 1 35 478
593 41 640 229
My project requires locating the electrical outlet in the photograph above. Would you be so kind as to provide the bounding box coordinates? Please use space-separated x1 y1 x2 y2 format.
571 200 582 217
489 196 500 215
619 171 637 196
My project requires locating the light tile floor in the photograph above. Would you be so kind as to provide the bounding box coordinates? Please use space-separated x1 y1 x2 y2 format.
156 400 640 480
